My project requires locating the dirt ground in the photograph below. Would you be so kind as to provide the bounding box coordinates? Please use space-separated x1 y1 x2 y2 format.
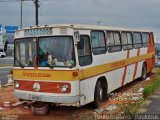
0 68 159 120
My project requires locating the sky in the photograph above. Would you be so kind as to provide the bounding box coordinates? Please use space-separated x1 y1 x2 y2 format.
0 0 160 42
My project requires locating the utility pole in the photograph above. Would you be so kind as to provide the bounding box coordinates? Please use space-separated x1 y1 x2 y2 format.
20 0 23 29
33 0 39 25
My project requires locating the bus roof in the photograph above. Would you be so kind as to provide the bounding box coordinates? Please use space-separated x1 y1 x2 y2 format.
20 24 151 32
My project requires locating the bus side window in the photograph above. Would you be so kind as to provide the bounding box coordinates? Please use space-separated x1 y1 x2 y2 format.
133 32 142 48
78 35 92 66
107 31 122 53
91 31 106 55
142 32 149 47
121 32 133 50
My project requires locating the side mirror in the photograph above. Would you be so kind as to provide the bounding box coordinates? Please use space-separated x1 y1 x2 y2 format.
74 31 80 42
77 38 84 49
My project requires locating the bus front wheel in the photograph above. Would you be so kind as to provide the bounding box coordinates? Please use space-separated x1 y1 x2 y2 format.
92 80 105 108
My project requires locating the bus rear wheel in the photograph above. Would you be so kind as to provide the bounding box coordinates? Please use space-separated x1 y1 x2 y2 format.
141 64 147 80
92 80 107 108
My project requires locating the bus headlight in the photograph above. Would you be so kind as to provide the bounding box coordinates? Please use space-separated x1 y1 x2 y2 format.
15 82 20 88
61 84 68 92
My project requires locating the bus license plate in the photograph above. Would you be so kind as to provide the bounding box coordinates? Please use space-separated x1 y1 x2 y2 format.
29 94 42 101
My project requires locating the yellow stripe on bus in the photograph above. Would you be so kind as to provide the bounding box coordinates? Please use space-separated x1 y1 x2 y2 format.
79 52 154 80
13 69 79 81
13 52 154 81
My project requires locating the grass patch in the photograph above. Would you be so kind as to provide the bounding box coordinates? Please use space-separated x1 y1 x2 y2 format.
143 76 160 99
124 100 143 116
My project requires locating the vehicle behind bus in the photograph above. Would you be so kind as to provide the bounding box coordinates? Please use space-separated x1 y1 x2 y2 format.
0 49 6 58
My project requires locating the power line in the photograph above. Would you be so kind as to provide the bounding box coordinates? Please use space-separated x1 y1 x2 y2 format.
40 0 72 5
0 0 31 2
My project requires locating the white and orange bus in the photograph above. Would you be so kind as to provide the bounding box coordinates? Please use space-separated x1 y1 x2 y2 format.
13 24 155 108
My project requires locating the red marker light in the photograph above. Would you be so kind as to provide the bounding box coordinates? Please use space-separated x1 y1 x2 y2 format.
72 72 78 77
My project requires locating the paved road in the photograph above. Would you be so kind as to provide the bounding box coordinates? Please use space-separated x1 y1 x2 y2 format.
135 88 160 120
0 57 14 66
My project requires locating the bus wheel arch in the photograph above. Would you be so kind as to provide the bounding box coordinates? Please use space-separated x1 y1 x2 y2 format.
92 76 108 108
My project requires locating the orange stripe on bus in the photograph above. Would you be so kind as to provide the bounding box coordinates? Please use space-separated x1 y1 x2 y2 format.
121 50 130 86
146 32 155 73
132 48 140 81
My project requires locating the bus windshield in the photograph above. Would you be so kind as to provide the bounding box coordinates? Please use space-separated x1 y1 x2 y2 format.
38 36 75 68
15 38 36 67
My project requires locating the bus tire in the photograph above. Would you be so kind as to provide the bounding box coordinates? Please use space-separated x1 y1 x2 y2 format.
92 80 104 108
141 63 147 80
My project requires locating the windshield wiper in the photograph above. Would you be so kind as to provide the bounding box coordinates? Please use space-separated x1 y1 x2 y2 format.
15 57 24 68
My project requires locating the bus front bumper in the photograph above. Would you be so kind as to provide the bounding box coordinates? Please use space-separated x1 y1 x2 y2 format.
13 90 80 104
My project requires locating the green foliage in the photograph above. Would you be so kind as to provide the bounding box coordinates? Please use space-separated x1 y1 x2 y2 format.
124 103 137 115
143 76 160 99
124 100 143 116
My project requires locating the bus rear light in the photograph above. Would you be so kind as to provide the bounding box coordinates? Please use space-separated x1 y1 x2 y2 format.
152 55 155 59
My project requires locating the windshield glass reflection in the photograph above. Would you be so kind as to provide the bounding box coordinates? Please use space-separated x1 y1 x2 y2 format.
38 36 75 68
15 38 36 67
